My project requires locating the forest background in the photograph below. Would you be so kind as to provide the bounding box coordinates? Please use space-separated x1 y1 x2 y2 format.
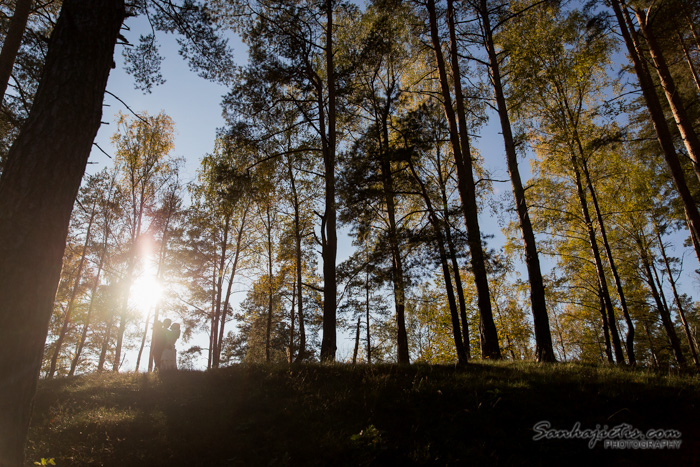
3 0 699 377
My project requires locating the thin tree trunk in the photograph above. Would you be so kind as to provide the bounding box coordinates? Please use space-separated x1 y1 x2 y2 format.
352 315 360 364
48 203 97 377
265 204 274 363
365 263 372 365
643 321 660 368
0 0 124 461
427 0 500 359
639 242 686 366
435 145 471 359
577 151 635 365
655 226 700 366
211 215 230 368
319 0 337 362
571 154 625 364
478 0 554 362
599 288 614 363
408 157 468 364
217 203 250 366
678 31 700 95
610 0 700 266
0 0 32 106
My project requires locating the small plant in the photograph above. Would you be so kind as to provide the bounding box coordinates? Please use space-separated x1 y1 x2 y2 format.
34 459 56 466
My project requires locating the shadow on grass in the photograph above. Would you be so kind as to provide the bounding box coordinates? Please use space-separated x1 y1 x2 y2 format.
26 363 700 466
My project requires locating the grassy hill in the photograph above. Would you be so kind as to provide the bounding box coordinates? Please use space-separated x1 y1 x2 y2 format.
26 362 700 466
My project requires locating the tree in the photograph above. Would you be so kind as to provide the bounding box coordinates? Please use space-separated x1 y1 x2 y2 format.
424 0 501 359
0 0 125 462
110 111 175 372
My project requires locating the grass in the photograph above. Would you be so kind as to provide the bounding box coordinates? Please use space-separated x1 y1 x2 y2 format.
25 362 700 466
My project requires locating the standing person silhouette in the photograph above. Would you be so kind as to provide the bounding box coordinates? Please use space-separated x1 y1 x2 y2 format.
152 318 171 371
160 322 180 370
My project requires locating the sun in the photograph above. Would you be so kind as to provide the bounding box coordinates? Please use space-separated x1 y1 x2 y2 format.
129 262 162 315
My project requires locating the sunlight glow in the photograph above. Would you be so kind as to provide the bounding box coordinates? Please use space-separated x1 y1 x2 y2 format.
129 258 162 315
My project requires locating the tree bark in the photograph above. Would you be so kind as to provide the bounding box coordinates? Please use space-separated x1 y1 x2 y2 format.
48 202 97 378
0 0 32 106
577 148 635 365
570 154 625 364
408 156 468 364
638 239 686 367
319 0 337 362
610 0 700 266
478 0 554 362
633 6 700 181
0 0 125 462
427 0 500 359
655 225 699 366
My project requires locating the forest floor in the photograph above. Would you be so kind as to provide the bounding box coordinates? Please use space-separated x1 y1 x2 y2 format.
25 362 700 466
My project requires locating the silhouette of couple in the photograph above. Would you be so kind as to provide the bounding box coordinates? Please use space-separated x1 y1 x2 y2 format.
153 318 180 371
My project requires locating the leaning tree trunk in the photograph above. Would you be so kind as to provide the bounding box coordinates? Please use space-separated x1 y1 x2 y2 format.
478 0 554 362
634 7 700 181
0 0 32 106
0 0 125 464
610 0 700 267
570 154 625 364
577 148 635 365
408 156 468 364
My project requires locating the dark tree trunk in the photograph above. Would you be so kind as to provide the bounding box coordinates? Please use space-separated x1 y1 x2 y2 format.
216 203 249 366
610 0 700 265
641 250 686 367
0 0 124 462
265 205 273 363
427 0 500 359
211 215 231 368
352 315 360 365
435 143 471 359
365 265 372 365
599 288 614 363
407 157 468 364
577 150 635 365
319 0 337 362
0 0 32 106
48 203 97 377
570 154 625 364
633 7 700 179
478 0 554 362
655 226 700 366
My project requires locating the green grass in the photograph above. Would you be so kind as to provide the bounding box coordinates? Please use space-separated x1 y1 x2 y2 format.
26 363 700 466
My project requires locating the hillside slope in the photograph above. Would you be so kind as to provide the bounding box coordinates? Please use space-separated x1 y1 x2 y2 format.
26 363 700 466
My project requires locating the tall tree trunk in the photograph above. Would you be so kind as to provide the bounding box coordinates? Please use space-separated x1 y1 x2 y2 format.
0 0 32 106
427 0 500 359
211 215 231 368
69 231 109 376
216 203 249 366
98 314 115 372
643 321 660 368
0 0 124 461
570 154 625 363
319 0 337 362
48 202 97 377
352 315 360 364
265 204 274 363
478 0 554 362
598 288 614 363
408 157 468 364
655 225 700 366
576 149 635 365
677 31 700 95
365 263 372 365
610 0 700 266
638 240 686 367
435 144 471 359
633 7 700 180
